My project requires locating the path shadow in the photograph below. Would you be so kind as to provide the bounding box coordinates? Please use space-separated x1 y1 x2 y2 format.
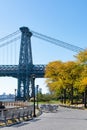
12 118 41 128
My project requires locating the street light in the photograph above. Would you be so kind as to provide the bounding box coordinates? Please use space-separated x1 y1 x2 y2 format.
32 74 36 117
14 89 17 101
36 85 39 109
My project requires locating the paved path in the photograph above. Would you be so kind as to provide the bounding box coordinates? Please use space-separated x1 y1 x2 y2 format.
1 106 87 130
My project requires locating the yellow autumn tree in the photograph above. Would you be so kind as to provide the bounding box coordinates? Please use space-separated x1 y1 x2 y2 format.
79 77 87 92
75 49 87 64
75 49 87 107
45 50 87 104
45 60 64 93
45 60 78 104
75 49 87 91
62 61 79 104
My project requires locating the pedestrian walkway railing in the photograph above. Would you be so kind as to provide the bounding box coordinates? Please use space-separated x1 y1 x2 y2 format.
40 104 58 113
0 105 33 126
2 101 31 107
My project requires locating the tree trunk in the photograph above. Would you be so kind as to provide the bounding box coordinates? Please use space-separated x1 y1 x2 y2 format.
60 90 63 103
71 86 73 104
82 92 84 104
84 89 87 108
64 88 66 104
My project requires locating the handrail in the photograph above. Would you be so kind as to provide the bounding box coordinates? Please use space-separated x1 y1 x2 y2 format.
2 101 32 107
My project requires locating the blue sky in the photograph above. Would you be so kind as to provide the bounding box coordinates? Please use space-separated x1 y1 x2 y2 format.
0 0 87 94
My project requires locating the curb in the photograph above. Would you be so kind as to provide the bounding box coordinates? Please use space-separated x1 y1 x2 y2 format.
59 104 85 110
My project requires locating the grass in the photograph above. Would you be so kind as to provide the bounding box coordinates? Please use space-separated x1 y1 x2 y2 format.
38 100 59 105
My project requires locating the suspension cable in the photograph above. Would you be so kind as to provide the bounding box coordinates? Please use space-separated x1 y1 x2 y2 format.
0 28 84 53
0 30 20 43
0 36 21 48
31 30 84 53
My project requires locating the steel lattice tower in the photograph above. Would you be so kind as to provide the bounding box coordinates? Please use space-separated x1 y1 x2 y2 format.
17 27 33 100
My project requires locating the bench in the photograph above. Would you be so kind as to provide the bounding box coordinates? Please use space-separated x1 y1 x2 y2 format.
0 105 33 126
40 104 58 113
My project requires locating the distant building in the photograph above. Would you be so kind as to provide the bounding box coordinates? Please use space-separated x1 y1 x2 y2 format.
0 93 15 101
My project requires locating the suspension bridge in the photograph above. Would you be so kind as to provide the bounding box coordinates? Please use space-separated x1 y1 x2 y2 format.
0 27 84 101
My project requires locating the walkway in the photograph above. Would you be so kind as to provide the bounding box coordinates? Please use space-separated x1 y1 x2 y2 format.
1 106 87 130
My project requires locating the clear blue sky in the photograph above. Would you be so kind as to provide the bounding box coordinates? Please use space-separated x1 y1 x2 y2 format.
0 0 87 94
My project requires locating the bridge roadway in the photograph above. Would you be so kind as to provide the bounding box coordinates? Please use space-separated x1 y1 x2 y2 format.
0 64 45 78
1 106 87 130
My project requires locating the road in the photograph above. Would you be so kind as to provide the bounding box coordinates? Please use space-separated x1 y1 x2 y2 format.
1 106 87 130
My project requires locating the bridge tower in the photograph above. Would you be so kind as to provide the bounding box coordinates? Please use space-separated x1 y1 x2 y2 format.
17 27 33 101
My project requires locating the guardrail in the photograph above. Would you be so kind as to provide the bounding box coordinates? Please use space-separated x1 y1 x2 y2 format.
2 101 31 107
0 105 33 126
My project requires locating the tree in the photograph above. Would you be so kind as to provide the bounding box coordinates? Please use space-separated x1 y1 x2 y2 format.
62 61 78 104
75 49 87 107
75 49 87 64
45 60 77 104
45 49 87 105
79 77 87 107
45 60 64 93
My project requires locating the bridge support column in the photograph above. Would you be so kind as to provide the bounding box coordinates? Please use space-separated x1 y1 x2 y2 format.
17 27 33 101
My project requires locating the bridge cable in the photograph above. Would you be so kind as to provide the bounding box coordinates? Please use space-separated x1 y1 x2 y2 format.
0 36 21 48
31 30 84 53
0 30 20 43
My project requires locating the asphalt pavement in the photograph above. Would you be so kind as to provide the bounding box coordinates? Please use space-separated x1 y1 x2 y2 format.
1 106 87 130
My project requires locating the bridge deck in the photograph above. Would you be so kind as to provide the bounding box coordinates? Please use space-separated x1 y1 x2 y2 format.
0 65 45 78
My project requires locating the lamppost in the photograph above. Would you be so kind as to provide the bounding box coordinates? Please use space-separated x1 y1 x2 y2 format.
14 89 17 101
32 74 36 117
36 85 39 109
